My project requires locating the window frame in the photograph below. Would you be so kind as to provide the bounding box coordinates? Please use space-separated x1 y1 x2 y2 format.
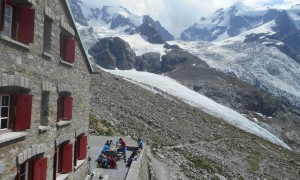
40 91 49 127
74 135 87 166
55 143 73 175
0 90 33 132
42 15 53 55
0 1 35 44
18 157 47 180
57 95 73 121
0 94 10 130
1 5 12 37
60 29 75 63
19 159 34 180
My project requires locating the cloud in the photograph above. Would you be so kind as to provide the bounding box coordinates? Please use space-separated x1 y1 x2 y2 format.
82 0 298 37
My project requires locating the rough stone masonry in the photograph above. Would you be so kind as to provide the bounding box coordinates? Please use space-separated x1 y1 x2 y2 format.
0 0 92 179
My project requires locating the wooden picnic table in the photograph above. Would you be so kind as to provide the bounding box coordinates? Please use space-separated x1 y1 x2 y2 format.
106 145 121 158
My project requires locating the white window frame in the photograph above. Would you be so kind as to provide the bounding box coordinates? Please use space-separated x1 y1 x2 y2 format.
1 5 13 37
20 161 29 180
0 94 10 130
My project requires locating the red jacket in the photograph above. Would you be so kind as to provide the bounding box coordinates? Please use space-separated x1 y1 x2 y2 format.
121 140 126 148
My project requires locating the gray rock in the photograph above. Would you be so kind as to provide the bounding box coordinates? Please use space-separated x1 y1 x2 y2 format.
89 37 136 70
0 161 4 174
135 52 161 73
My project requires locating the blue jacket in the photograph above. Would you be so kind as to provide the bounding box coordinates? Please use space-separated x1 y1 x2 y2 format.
101 145 110 153
138 140 144 149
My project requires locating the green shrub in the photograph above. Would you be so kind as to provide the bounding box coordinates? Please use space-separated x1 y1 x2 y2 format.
106 128 114 136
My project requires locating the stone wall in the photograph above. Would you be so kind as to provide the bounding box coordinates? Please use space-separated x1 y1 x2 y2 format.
125 145 149 180
0 0 91 179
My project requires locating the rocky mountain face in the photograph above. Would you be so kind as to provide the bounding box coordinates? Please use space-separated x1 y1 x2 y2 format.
134 15 174 44
90 70 300 179
68 0 88 26
245 10 300 64
88 37 136 70
88 37 181 71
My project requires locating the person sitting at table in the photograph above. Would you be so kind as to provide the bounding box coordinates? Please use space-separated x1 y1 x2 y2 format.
105 140 110 147
126 148 141 167
109 156 118 169
137 138 144 149
116 139 121 146
101 144 110 154
96 153 104 167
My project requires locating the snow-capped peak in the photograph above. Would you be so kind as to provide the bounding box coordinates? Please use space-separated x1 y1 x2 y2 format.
89 5 142 27
101 6 132 19
227 1 254 14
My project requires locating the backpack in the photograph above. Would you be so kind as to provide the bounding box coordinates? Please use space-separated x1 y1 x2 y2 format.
102 158 109 168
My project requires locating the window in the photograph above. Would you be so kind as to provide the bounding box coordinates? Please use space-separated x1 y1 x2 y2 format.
74 135 87 166
0 0 35 44
0 93 33 131
60 29 75 63
17 157 47 180
40 92 49 126
0 95 9 129
57 95 73 121
43 15 53 54
1 5 12 37
54 143 73 175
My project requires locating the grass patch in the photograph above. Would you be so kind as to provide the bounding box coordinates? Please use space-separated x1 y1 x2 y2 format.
89 114 116 136
188 158 215 173
123 95 133 101
246 154 260 172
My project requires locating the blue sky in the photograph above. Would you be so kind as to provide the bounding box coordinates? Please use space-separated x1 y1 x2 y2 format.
83 0 298 37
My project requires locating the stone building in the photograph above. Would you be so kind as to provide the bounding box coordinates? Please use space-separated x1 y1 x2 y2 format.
0 0 93 179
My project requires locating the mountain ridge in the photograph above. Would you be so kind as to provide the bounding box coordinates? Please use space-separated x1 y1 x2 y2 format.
68 0 174 43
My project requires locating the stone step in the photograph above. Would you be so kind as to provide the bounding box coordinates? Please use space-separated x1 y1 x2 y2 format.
102 175 109 180
90 168 104 180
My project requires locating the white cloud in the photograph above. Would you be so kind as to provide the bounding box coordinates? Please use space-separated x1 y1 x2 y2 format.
82 0 298 37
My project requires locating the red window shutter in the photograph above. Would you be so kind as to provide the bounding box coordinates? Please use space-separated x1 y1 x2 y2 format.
79 135 87 159
64 38 75 63
61 144 73 173
63 96 72 120
0 0 6 31
60 35 66 59
18 7 35 44
15 94 33 130
57 97 63 121
33 157 47 180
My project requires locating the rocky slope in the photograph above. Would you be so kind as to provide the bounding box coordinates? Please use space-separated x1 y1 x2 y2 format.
90 69 300 179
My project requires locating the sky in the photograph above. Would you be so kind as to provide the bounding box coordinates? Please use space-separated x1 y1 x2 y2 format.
83 0 299 37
